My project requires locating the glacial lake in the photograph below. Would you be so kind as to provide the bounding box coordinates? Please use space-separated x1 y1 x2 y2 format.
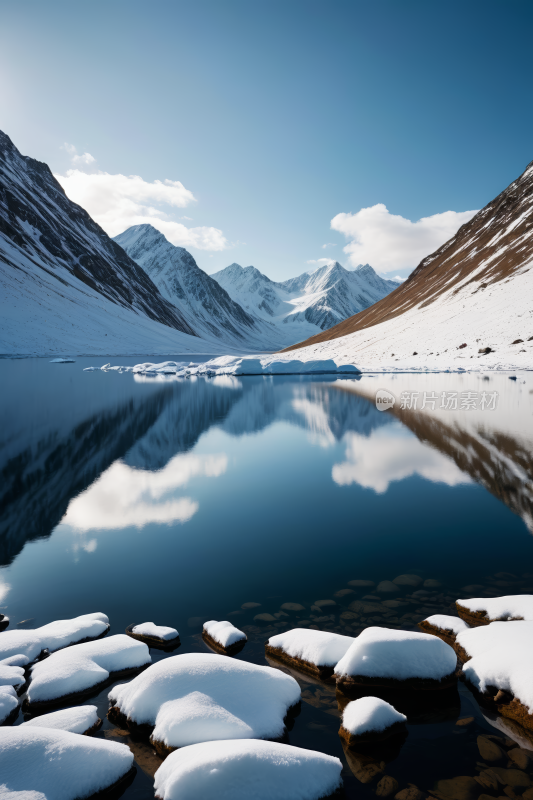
2 357 533 799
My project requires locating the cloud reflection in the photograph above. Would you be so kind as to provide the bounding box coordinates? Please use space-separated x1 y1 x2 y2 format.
332 424 470 493
63 453 227 531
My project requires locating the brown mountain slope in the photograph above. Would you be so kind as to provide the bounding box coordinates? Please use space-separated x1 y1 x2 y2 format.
282 159 533 353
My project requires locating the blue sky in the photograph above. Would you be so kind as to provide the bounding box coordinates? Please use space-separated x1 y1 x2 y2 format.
1 0 532 281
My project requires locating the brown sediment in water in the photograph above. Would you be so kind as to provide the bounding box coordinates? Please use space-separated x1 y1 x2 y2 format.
202 629 247 656
265 643 335 683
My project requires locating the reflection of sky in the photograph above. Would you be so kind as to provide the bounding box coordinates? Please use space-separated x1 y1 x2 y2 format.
332 422 471 493
62 452 228 532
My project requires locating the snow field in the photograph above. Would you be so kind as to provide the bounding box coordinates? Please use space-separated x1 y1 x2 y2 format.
457 595 533 622
267 628 354 667
132 622 179 641
108 652 301 749
203 620 246 648
0 727 133 800
21 705 100 734
341 696 407 736
0 612 109 663
27 634 150 705
153 739 343 800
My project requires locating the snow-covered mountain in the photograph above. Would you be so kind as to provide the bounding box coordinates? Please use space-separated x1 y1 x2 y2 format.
279 158 533 371
114 225 287 351
0 130 223 356
211 261 399 344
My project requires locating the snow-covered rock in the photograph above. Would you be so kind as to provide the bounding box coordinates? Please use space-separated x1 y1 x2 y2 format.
212 261 399 346
153 739 343 800
0 612 109 663
0 685 19 724
456 595 533 626
202 620 247 654
334 627 458 688
339 697 407 746
266 628 354 681
108 652 300 754
418 614 470 646
26 634 150 708
21 705 100 735
0 654 30 667
128 622 180 647
0 663 25 690
457 621 533 725
0 727 134 799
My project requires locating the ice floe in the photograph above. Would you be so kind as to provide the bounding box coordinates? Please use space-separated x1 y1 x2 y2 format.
153 739 343 800
21 705 100 734
456 595 533 626
334 627 458 688
0 685 19 724
340 697 407 745
0 727 134 799
0 612 109 663
26 634 150 708
266 628 354 680
108 652 301 754
202 620 247 654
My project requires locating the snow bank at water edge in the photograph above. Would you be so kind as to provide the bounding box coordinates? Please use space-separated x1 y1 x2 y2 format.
0 685 19 724
339 696 407 746
202 620 247 655
108 652 301 754
21 705 100 735
266 628 354 681
153 739 343 800
418 615 470 647
0 727 134 799
0 663 25 690
456 595 533 626
334 627 458 689
457 621 533 726
0 612 109 663
26 634 150 708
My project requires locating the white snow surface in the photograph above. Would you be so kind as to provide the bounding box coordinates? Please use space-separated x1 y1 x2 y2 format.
268 628 354 668
0 727 133 800
203 620 246 648
457 621 533 711
27 634 150 704
0 654 30 667
423 615 470 635
334 626 457 680
0 612 109 663
21 705 99 734
342 696 406 736
0 664 25 687
0 686 19 724
94 356 362 377
132 622 179 641
108 652 301 749
153 739 343 800
458 595 533 621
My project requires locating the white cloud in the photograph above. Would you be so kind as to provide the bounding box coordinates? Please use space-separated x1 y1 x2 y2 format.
62 452 227 531
55 169 228 251
306 258 335 266
321 242 337 249
332 424 470 493
331 203 478 272
62 142 96 166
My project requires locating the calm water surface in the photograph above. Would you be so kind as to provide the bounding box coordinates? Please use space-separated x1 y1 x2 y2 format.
2 357 533 798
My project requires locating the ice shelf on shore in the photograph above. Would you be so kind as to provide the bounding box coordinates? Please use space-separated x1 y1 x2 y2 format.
341 696 407 736
457 595 533 622
0 612 109 663
108 652 301 749
0 727 133 799
27 635 150 705
83 356 361 377
153 739 343 800
0 685 19 724
203 620 246 648
21 705 100 734
267 628 354 668
457 621 533 711
334 626 457 681
132 622 179 641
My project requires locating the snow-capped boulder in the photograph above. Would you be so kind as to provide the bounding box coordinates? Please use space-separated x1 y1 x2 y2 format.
266 628 354 681
0 654 30 667
0 663 26 692
0 727 134 799
418 615 470 647
21 705 100 735
334 627 458 690
153 739 343 800
456 621 533 729
202 620 247 655
0 685 19 725
456 595 533 627
26 634 150 709
127 622 180 648
339 697 407 747
108 652 300 755
0 612 109 663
